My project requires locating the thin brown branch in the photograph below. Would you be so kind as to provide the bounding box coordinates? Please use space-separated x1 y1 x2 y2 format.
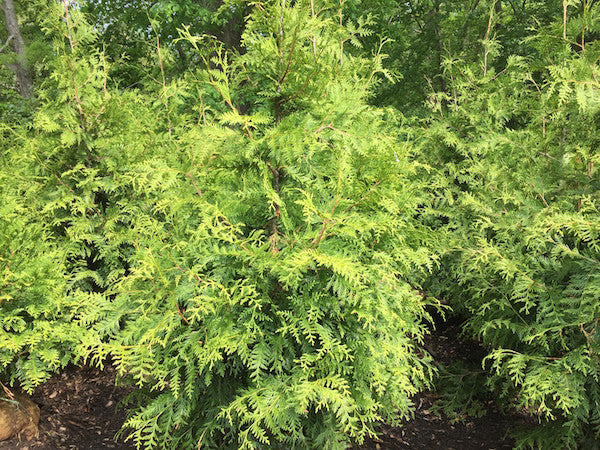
187 172 203 199
63 0 75 52
311 218 330 247
342 179 384 214
310 0 317 57
176 304 190 325
278 46 326 107
312 194 340 248
313 123 334 134
312 179 382 248
268 164 282 252
61 1 94 166
277 26 298 91
563 0 568 40
483 2 495 76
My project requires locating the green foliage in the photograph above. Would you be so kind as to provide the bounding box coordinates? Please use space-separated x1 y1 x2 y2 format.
6 0 600 448
347 0 565 113
81 0 250 87
89 2 436 447
431 361 488 423
418 2 600 447
0 1 439 448
0 123 82 391
0 1 155 392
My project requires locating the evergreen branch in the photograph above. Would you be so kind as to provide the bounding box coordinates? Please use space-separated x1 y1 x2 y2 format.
34 156 105 223
62 0 75 52
312 178 383 248
278 46 326 106
61 1 93 165
342 179 384 214
186 156 202 199
312 196 340 248
208 79 253 139
146 16 173 136
172 265 205 287
268 164 282 252
276 25 299 92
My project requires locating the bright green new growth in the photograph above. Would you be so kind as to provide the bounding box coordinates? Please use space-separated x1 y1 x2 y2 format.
0 127 78 391
98 3 437 447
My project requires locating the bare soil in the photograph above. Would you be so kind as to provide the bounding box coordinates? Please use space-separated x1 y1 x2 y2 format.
0 365 134 450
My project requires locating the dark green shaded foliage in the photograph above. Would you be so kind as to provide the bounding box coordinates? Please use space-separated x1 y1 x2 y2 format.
81 0 249 88
432 361 488 423
347 0 565 113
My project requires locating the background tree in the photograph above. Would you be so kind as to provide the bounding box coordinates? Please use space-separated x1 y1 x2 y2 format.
1 0 32 97
81 0 249 88
345 0 564 113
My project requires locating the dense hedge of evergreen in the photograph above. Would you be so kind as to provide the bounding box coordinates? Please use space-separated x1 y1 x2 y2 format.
1 0 599 448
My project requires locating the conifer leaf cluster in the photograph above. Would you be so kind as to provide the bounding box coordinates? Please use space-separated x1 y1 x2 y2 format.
418 3 600 447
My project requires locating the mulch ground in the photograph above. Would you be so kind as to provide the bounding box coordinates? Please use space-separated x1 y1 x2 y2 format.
356 317 526 450
0 365 134 450
1 320 528 449
357 396 517 450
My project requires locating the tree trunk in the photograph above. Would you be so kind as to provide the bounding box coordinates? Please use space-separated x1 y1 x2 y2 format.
1 0 32 98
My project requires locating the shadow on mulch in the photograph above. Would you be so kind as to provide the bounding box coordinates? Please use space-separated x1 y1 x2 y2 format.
356 392 519 450
1 319 529 449
357 316 528 450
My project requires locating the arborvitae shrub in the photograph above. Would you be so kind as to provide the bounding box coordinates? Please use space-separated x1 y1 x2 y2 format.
8 1 441 448
419 3 600 447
